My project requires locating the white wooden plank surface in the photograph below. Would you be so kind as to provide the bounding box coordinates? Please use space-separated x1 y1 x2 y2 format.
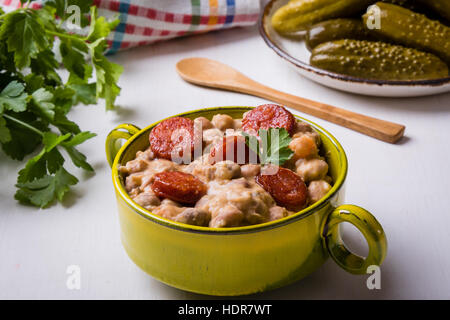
1 25 449 299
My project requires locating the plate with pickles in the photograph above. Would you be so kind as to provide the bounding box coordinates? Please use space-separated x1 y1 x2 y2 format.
260 0 450 97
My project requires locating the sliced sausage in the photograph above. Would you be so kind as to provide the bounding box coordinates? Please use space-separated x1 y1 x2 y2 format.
209 135 258 165
255 166 307 212
151 171 207 204
149 117 196 161
242 104 296 135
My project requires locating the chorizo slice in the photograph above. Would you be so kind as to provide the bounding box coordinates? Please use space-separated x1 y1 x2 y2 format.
242 104 296 135
255 166 307 212
209 136 258 165
151 171 207 205
149 117 197 161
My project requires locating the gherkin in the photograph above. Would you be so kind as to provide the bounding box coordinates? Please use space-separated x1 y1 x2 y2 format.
382 0 409 6
310 40 449 80
417 0 450 21
271 0 376 34
305 19 375 51
381 0 424 12
363 2 450 64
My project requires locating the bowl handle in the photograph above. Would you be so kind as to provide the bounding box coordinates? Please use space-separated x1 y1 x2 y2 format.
105 124 141 168
323 205 387 274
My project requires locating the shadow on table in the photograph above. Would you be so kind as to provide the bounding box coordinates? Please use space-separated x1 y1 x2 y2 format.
146 258 402 300
111 26 258 62
60 160 106 208
310 84 450 115
143 225 406 301
359 92 450 114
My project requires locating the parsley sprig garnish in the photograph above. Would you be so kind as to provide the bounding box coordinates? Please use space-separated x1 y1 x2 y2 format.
0 1 123 207
242 128 294 166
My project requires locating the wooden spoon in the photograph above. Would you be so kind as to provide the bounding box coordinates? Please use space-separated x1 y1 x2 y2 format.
176 57 405 143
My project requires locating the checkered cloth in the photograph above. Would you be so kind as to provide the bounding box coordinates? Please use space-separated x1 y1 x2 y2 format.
0 0 260 54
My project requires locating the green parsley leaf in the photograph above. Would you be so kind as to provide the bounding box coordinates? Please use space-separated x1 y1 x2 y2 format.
0 81 28 113
0 112 44 160
30 49 61 85
260 128 294 165
0 3 121 208
17 131 71 183
60 40 90 82
31 88 55 120
0 10 49 69
87 7 120 42
23 74 45 93
64 146 94 172
86 7 123 110
52 112 81 134
62 131 96 148
42 131 72 151
52 87 77 115
0 116 12 143
17 148 47 183
15 167 78 208
45 148 65 174
45 0 92 27
91 49 123 110
242 128 294 166
62 131 96 171
68 83 97 105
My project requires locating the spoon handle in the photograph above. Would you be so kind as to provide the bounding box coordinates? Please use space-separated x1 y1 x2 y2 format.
175 57 405 143
228 78 405 144
237 80 405 143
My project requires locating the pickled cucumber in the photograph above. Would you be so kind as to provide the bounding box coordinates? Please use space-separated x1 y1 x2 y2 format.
380 1 448 26
382 0 409 6
305 19 375 51
417 0 450 21
271 0 376 34
310 40 449 80
363 2 450 64
381 0 422 12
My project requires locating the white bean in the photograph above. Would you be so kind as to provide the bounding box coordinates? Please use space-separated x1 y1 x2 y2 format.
308 180 332 203
296 158 328 182
211 114 234 131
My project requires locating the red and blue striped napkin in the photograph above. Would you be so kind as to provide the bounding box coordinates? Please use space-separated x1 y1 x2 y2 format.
0 0 260 54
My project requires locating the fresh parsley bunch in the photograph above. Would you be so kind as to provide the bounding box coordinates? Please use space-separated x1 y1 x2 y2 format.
0 0 123 207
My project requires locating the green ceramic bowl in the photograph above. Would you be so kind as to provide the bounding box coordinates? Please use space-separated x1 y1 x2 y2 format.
106 106 387 296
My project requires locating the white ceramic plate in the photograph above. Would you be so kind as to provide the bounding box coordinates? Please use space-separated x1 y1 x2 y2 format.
260 0 450 97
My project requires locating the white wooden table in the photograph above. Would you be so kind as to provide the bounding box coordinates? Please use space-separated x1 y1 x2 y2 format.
1 25 449 300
